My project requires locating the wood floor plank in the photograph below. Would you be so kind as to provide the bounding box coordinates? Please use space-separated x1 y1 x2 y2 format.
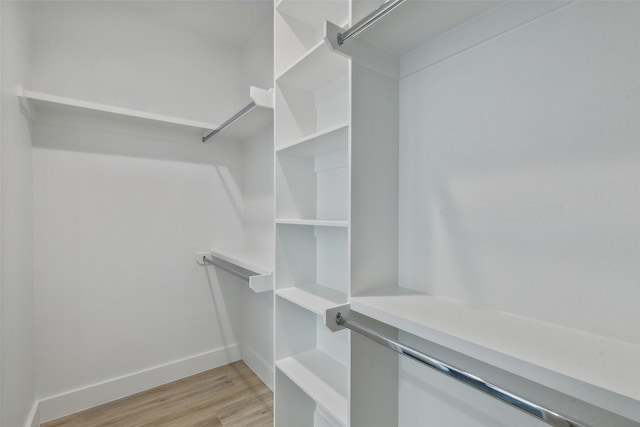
41 361 273 427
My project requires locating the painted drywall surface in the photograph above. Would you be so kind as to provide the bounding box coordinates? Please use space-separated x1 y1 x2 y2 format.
33 146 245 399
31 1 246 126
240 131 274 389
397 2 640 425
29 0 253 406
398 1 640 344
1 2 36 426
243 16 275 93
240 19 275 389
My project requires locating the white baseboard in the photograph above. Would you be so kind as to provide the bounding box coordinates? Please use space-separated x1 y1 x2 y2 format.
242 344 274 391
25 401 40 427
37 344 241 423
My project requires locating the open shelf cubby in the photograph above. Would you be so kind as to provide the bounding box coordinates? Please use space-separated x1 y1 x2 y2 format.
276 124 348 223
275 0 348 78
275 224 348 298
275 297 349 426
275 42 348 146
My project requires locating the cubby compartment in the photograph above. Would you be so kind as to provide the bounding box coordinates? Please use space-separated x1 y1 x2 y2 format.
276 124 348 223
276 370 347 427
275 224 348 300
275 0 348 77
275 297 349 426
275 43 348 145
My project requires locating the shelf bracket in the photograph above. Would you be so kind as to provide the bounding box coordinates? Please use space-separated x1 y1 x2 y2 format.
324 303 351 332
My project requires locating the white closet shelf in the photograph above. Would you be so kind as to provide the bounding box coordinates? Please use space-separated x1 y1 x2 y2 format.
276 40 348 91
276 349 349 426
17 85 219 131
276 219 348 227
276 122 348 155
349 286 640 416
197 250 273 293
276 284 347 316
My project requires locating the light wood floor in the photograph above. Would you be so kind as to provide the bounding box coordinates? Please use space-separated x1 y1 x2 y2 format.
41 361 273 427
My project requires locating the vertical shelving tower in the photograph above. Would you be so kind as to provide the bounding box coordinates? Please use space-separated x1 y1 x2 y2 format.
273 1 351 426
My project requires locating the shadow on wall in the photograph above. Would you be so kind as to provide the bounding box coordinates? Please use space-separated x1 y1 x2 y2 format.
203 266 243 362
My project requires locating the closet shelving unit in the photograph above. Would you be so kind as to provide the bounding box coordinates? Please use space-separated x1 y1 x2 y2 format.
274 1 351 426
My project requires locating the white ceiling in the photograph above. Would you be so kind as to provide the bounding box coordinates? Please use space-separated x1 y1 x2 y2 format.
126 1 273 49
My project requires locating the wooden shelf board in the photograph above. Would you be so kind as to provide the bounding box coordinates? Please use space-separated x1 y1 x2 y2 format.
276 349 348 426
276 284 347 316
350 286 640 417
276 122 348 155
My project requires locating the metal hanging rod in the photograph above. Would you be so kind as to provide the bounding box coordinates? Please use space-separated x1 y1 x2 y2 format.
201 255 252 281
337 0 407 46
335 313 588 427
202 101 257 142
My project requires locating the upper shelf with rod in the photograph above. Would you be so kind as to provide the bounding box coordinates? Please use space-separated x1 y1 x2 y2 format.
324 0 504 78
17 85 273 142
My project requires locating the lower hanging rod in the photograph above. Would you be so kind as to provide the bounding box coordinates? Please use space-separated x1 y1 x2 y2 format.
337 0 406 46
336 313 588 427
201 256 251 281
202 101 257 142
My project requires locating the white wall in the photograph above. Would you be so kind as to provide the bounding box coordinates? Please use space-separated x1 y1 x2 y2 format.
31 1 245 126
30 1 255 421
0 2 37 426
399 0 640 345
240 19 275 390
398 2 640 425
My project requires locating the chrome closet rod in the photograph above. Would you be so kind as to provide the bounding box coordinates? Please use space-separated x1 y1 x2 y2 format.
202 101 257 142
202 256 251 281
336 313 588 427
337 0 407 46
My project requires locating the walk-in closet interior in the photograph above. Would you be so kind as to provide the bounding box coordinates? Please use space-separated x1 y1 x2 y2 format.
1 1 639 427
